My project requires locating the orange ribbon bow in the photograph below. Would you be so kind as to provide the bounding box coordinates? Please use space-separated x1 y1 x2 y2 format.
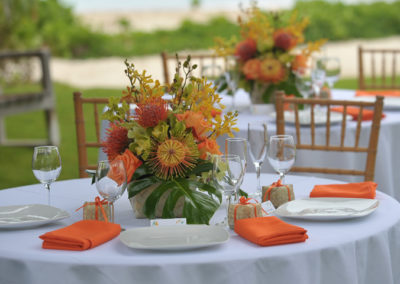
233 196 263 223
76 196 109 222
262 179 292 203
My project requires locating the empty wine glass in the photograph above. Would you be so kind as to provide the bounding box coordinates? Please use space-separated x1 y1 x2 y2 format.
225 137 247 200
267 135 296 184
32 146 62 205
201 64 223 81
294 67 314 99
317 57 341 88
213 154 244 229
247 122 268 200
95 160 127 223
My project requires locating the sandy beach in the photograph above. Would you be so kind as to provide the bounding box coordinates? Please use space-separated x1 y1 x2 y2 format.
51 35 400 89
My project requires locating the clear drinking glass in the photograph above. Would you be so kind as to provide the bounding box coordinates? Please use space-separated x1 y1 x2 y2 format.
95 160 127 223
317 57 341 88
225 137 247 200
294 67 314 99
247 122 268 200
213 154 244 229
267 135 296 184
32 146 62 205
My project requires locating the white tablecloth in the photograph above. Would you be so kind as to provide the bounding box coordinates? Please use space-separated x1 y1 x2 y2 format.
217 89 400 202
1 174 400 284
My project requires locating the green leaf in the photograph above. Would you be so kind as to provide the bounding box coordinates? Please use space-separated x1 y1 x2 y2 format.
189 161 213 176
132 177 220 224
127 175 159 198
239 188 248 198
85 169 96 184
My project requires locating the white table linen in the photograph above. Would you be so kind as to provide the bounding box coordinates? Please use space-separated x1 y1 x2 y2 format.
0 174 400 284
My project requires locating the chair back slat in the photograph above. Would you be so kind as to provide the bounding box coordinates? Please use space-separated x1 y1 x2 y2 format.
94 103 100 143
358 46 400 90
275 92 384 181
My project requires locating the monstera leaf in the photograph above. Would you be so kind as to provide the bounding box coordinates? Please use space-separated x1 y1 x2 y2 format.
128 163 222 224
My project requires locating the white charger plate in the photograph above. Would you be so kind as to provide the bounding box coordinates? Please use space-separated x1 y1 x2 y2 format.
269 110 352 126
120 225 230 250
275 198 379 220
0 204 70 229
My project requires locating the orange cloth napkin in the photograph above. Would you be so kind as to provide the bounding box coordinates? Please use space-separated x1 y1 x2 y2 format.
310 181 377 199
234 217 308 246
330 106 385 121
356 90 400 97
39 220 121 251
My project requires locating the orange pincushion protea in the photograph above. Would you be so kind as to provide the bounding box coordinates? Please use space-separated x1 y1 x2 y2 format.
147 138 198 179
273 29 298 51
235 38 257 62
102 122 130 161
242 58 261 80
135 97 169 128
259 58 286 83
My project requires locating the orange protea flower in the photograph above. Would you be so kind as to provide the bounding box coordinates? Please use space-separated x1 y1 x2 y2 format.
102 122 130 161
291 54 308 71
273 29 298 51
135 97 169 128
147 137 199 179
259 58 286 83
176 111 211 140
198 138 222 160
242 58 261 80
235 38 257 62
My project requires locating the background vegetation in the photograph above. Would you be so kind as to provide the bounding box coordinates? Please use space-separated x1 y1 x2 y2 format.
1 0 399 58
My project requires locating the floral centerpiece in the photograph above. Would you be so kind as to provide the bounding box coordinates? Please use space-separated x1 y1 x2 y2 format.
215 5 326 104
101 56 238 224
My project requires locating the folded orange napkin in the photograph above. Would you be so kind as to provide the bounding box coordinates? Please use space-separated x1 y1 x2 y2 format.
234 217 308 246
310 181 377 199
331 106 385 121
39 220 121 251
356 90 400 97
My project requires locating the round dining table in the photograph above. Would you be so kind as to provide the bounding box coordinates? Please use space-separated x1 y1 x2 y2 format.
0 173 399 284
216 89 400 202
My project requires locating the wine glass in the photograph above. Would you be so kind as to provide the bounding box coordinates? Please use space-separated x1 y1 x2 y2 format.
267 135 296 184
247 122 268 200
32 146 62 206
95 160 127 223
213 154 244 229
317 57 341 88
225 137 247 200
294 67 314 99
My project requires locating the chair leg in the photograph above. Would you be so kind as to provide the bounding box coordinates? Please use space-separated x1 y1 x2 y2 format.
45 108 60 146
0 117 7 145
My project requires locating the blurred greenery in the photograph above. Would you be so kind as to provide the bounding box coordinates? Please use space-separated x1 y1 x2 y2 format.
0 78 358 189
1 0 399 58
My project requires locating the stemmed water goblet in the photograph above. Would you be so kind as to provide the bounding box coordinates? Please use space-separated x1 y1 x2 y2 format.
247 121 268 200
213 154 244 229
317 57 341 89
32 146 62 205
267 135 296 184
95 159 127 223
225 137 247 200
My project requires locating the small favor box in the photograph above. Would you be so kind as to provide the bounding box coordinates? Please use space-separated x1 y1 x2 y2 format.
82 201 113 222
262 184 295 209
228 202 262 229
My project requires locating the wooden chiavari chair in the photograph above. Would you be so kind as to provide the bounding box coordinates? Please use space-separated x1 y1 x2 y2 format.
160 52 229 83
73 92 109 178
358 46 400 90
275 91 384 181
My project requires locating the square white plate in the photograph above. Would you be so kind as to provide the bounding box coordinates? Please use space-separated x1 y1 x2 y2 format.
120 225 230 250
275 198 379 220
0 204 70 229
